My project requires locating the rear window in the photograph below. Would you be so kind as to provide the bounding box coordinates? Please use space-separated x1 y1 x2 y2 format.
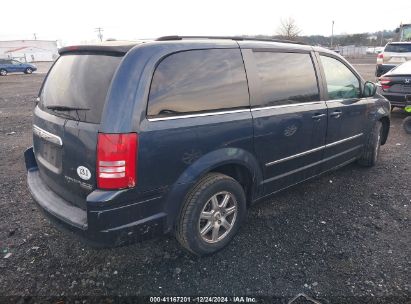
385 44 411 53
147 49 249 118
40 54 122 123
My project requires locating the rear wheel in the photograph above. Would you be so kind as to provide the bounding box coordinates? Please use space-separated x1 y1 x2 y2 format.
403 117 411 134
25 68 33 74
175 173 246 256
0 69 7 76
358 121 382 167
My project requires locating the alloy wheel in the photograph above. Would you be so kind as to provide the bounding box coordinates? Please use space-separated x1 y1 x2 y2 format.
198 191 238 243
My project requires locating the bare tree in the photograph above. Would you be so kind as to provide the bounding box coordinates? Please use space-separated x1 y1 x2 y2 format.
276 18 301 40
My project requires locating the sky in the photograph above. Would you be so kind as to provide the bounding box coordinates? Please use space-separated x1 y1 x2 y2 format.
1 0 411 45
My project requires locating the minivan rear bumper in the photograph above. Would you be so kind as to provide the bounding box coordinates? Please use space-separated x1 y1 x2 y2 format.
25 147 167 247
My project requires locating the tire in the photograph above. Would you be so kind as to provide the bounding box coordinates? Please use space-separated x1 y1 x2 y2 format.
0 69 7 76
403 116 411 134
358 121 382 167
175 173 246 256
25 68 33 74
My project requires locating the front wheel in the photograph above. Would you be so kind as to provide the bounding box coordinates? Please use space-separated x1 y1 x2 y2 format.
25 68 33 74
403 117 411 134
175 173 246 256
357 121 382 167
0 69 7 76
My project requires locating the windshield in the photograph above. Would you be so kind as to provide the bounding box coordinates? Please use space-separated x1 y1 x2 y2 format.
385 43 411 53
40 54 122 123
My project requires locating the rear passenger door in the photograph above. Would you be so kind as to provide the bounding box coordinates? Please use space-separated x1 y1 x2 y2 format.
317 54 368 169
139 48 254 192
242 49 327 195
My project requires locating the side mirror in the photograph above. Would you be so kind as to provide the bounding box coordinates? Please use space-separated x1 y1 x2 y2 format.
363 81 377 97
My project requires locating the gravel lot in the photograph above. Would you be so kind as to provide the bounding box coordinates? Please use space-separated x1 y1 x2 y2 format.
0 58 410 303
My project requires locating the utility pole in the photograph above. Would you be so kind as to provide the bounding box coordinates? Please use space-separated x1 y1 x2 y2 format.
33 33 37 40
330 20 335 48
95 27 104 42
380 31 384 46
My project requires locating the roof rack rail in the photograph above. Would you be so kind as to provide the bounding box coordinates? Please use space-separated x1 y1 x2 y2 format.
155 35 307 45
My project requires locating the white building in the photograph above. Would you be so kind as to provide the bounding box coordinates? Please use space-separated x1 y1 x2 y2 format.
0 40 58 62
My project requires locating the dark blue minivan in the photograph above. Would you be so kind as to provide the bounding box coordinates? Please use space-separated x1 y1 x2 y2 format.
25 37 391 255
0 59 37 76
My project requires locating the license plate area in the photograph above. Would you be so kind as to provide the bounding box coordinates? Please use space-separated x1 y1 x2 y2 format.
403 85 411 93
37 141 62 173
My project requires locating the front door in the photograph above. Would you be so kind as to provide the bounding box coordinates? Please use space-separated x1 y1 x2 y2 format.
317 54 369 169
244 49 328 195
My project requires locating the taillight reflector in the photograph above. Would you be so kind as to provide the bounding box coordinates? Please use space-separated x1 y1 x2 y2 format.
376 53 384 64
97 133 138 189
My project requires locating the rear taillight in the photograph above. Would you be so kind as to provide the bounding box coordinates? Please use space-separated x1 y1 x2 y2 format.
379 77 391 91
377 53 384 64
97 133 138 190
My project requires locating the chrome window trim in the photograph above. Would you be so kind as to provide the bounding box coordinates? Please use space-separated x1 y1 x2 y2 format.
146 102 324 122
33 125 63 146
147 108 251 122
251 101 323 112
265 133 363 167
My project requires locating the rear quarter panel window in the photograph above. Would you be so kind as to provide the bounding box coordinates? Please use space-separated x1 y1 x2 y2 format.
253 51 320 107
147 49 249 117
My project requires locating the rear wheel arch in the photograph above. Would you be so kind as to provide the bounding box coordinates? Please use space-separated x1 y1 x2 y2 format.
163 149 262 231
209 163 255 206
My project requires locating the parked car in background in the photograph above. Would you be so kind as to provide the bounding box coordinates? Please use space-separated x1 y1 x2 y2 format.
0 59 37 76
25 37 390 256
376 42 411 77
378 60 411 109
366 47 384 54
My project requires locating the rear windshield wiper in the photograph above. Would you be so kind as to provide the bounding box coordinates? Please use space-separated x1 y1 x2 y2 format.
46 105 90 121
46 105 90 111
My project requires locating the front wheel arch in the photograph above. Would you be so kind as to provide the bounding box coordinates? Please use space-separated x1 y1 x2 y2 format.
379 116 390 145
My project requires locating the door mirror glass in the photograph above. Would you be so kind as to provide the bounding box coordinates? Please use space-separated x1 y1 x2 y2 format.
363 81 377 97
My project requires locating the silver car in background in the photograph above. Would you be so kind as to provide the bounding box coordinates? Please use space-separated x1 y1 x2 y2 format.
376 42 411 77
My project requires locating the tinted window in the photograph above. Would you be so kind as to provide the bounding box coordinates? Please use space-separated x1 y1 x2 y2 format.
40 54 122 123
320 55 360 100
148 49 249 117
385 43 411 53
253 52 319 107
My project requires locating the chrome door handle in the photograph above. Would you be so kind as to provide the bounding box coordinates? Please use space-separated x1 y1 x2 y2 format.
330 110 342 118
312 113 326 120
